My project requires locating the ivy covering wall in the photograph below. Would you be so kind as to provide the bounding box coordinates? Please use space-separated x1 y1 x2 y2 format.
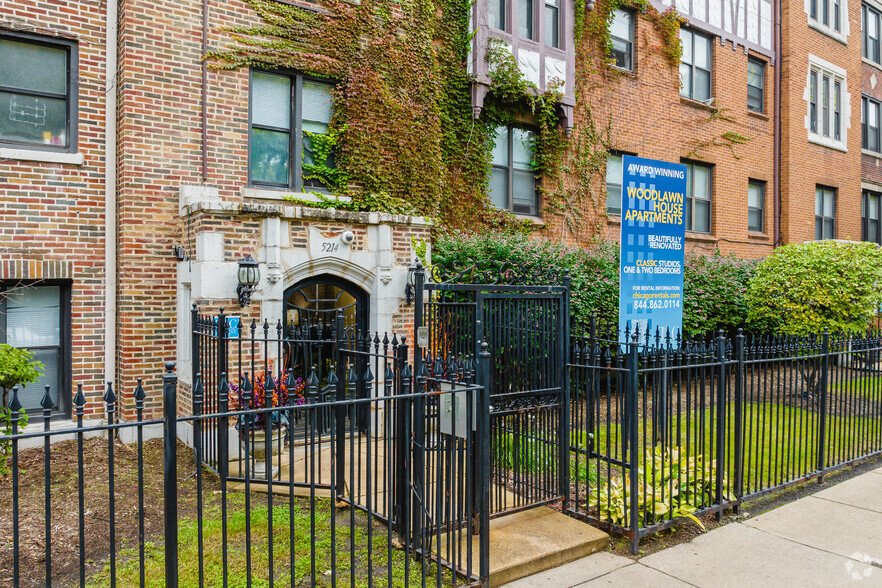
209 0 687 237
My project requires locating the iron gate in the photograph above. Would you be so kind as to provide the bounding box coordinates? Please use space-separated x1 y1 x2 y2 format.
414 261 571 516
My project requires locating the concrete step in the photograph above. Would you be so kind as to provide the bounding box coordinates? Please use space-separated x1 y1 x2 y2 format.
437 506 609 586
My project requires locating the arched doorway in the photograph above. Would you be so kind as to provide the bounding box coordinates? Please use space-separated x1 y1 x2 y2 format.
284 274 369 339
282 275 369 388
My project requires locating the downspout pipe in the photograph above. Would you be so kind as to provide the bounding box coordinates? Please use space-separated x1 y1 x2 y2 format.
104 0 118 387
202 0 208 180
773 0 782 247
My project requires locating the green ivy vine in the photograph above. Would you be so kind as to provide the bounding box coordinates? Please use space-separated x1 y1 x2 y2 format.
586 0 686 69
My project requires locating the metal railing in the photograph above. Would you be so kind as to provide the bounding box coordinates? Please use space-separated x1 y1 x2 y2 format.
568 318 882 553
0 356 490 587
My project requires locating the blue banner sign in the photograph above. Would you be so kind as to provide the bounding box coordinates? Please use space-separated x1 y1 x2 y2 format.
618 155 687 342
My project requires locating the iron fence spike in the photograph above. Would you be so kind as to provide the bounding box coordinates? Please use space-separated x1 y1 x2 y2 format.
134 378 146 402
104 381 116 404
40 385 54 411
9 387 21 412
74 383 86 407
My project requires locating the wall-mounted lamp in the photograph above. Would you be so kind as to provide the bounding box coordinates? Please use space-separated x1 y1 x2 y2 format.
237 255 261 307
405 262 417 306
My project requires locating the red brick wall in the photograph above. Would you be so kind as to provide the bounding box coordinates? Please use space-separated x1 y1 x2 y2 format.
779 0 862 244
536 7 777 260
0 0 109 415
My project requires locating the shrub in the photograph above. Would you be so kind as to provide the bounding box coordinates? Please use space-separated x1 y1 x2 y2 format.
746 240 882 335
431 231 619 327
683 252 758 336
0 344 41 475
432 231 757 336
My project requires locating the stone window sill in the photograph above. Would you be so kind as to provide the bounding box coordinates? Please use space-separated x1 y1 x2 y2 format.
242 187 352 204
748 231 771 240
0 147 84 165
685 231 718 242
808 134 848 153
747 110 770 121
807 20 848 46
680 96 716 111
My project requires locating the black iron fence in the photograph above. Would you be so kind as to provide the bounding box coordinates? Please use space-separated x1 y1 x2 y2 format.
0 352 490 587
568 319 882 553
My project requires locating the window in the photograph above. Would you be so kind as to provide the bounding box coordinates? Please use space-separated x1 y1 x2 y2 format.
490 0 507 30
519 0 533 39
864 3 881 64
0 284 69 416
747 58 765 113
0 33 77 152
748 181 765 232
606 153 623 215
490 126 538 215
810 0 843 33
864 96 882 152
249 70 335 191
609 10 634 71
684 161 712 233
808 62 847 149
545 0 560 47
815 186 836 240
863 190 882 244
680 29 712 102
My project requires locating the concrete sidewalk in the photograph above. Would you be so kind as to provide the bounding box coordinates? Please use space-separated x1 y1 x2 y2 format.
502 464 882 587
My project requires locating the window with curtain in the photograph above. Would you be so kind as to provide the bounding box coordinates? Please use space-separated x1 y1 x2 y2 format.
489 125 538 216
684 161 712 233
863 190 882 245
863 95 881 153
748 181 765 232
815 186 836 240
679 29 712 102
606 153 624 215
865 3 882 64
609 10 634 71
250 70 335 191
747 58 765 113
0 285 66 415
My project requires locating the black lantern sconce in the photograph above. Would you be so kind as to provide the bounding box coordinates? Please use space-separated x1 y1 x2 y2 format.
237 255 261 307
405 262 417 306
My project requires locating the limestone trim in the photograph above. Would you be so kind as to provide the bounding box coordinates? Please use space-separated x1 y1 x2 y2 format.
0 147 84 165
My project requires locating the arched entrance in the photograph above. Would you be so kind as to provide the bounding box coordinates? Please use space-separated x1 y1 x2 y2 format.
284 274 369 338
282 274 369 386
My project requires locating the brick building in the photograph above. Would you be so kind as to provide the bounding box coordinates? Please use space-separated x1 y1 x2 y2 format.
1 0 878 422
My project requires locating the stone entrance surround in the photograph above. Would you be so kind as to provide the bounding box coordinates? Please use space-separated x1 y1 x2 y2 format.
176 185 431 393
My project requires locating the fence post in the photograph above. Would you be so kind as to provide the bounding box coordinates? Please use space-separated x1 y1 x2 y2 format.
217 308 228 385
218 373 229 482
560 271 571 508
334 310 346 499
734 329 745 512
191 304 199 389
163 361 179 588
715 331 726 521
818 329 830 483
476 341 491 586
627 335 640 556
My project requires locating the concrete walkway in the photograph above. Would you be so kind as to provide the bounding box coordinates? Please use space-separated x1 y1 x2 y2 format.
502 464 882 587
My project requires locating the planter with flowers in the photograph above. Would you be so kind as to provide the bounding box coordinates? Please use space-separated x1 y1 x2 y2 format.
231 369 306 478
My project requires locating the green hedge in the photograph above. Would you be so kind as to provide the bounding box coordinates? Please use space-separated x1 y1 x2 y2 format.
433 231 761 336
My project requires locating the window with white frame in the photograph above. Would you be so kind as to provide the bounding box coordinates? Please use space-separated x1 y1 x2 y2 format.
863 189 882 244
606 153 623 215
815 186 836 240
683 161 712 234
679 29 712 102
807 59 847 150
748 180 765 232
490 0 507 30
809 0 845 36
489 125 538 216
864 3 881 64
863 95 882 153
609 10 634 71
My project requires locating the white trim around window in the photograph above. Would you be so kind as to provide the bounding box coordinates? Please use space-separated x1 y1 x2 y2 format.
804 54 850 152
805 0 849 43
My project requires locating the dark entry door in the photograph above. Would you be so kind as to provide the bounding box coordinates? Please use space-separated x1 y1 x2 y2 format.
283 274 369 384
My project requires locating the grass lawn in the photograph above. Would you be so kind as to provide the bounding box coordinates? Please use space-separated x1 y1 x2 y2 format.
87 493 444 588
574 400 881 496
